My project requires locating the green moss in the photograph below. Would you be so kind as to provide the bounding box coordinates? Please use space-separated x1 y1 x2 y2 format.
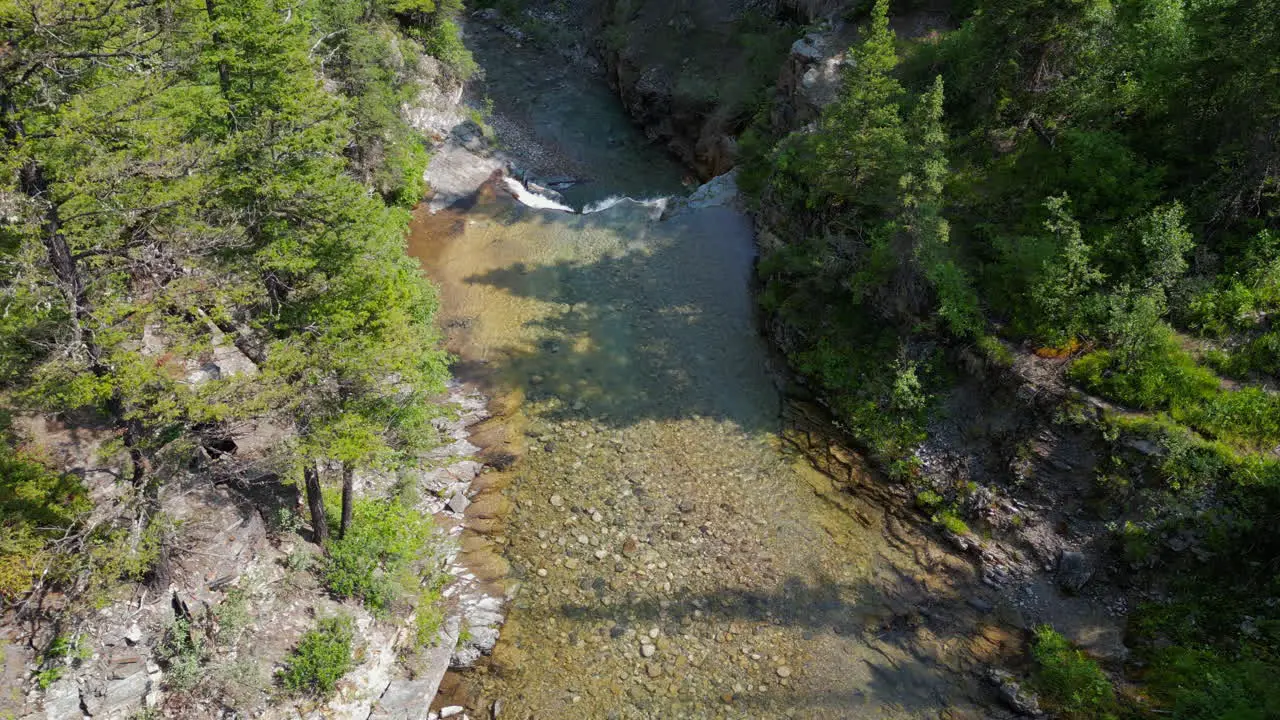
976 334 1016 367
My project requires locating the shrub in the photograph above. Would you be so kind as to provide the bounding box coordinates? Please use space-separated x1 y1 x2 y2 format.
1118 520 1155 565
34 634 89 690
213 588 251 645
280 616 354 697
1069 340 1217 411
915 489 944 510
157 617 207 692
0 437 89 600
1073 337 1280 450
976 334 1015 366
422 19 476 80
1031 625 1117 719
933 508 971 536
322 495 437 614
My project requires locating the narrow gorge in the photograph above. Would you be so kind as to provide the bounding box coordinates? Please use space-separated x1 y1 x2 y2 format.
405 14 1098 719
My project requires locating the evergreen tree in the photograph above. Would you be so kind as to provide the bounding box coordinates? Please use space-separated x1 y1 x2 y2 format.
811 0 907 210
0 0 454 610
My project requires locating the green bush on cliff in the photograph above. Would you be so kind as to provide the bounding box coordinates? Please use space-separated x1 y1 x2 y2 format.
1031 626 1118 719
281 616 355 697
747 0 1280 712
0 0 453 620
322 494 439 614
1141 646 1280 720
0 433 89 600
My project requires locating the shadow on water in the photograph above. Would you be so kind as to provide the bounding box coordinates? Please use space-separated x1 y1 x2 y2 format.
422 194 782 433
549 561 995 714
407 191 1053 718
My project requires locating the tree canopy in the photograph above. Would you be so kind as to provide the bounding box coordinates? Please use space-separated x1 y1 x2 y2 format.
0 0 459 618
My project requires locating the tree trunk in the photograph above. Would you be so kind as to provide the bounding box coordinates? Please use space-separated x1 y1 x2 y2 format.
339 462 354 540
304 464 329 547
204 0 233 125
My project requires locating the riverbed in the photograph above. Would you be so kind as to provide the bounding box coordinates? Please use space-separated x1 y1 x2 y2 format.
407 20 1011 720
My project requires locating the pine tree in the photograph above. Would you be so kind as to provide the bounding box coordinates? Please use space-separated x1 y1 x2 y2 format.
907 76 981 338
810 0 907 210
1031 195 1105 344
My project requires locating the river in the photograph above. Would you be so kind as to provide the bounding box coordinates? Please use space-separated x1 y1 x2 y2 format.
407 20 1008 720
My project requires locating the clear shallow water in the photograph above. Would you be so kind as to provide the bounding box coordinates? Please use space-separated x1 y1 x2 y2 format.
407 24 998 720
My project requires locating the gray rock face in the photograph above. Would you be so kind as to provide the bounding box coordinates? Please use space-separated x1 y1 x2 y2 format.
1057 550 1094 593
368 679 436 720
423 144 505 212
445 486 471 514
42 679 83 720
770 27 853 135
988 668 1043 717
82 670 150 718
682 171 740 212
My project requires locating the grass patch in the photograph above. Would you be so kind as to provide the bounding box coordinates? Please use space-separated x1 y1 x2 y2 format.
157 617 207 692
1141 645 1280 719
1070 338 1280 450
1031 626 1118 719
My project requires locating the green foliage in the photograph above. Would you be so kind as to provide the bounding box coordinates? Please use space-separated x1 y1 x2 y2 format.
1118 520 1155 565
1031 626 1118 719
1143 647 1280 720
932 508 971 536
810 0 907 207
915 489 944 511
423 19 478 80
752 3 983 467
0 0 452 636
1025 196 1105 344
1069 334 1217 412
1072 336 1280 449
214 588 251 645
157 617 207 692
322 494 438 613
280 616 354 697
34 634 89 690
754 1 1280 709
0 433 88 600
976 335 1015 366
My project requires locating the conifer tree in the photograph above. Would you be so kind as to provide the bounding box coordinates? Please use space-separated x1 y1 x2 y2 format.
811 0 907 210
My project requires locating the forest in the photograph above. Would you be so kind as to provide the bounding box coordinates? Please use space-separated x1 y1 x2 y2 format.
741 0 1279 716
0 0 471 706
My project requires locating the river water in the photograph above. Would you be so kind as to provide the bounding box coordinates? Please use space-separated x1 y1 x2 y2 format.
407 21 1005 720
